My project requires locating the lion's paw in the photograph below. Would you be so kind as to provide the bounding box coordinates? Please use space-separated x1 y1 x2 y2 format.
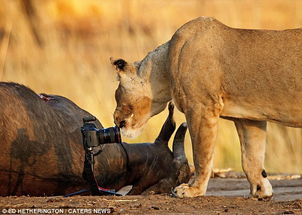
251 179 273 200
172 183 205 198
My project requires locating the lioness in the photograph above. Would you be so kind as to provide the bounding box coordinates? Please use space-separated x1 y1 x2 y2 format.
111 17 302 199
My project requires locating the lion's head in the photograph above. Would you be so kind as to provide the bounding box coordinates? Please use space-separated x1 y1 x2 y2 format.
111 44 171 138
110 58 152 138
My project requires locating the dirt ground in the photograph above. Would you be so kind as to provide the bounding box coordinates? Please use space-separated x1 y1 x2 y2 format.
0 176 301 215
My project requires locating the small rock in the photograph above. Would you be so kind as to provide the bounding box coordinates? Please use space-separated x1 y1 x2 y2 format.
151 206 160 210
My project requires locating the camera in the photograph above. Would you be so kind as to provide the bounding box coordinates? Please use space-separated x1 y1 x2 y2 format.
81 116 122 196
81 116 121 151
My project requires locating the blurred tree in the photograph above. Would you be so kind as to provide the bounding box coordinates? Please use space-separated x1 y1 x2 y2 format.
21 0 43 47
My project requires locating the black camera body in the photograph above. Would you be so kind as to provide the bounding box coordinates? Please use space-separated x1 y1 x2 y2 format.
81 116 121 153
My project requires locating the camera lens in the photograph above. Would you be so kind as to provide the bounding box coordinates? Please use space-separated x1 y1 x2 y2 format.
97 126 121 144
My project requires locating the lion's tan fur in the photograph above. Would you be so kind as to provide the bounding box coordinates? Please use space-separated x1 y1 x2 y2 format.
112 17 302 198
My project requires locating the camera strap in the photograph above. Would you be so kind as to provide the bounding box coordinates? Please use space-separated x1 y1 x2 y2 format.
84 140 132 196
119 142 131 172
77 117 131 196
84 144 122 196
65 143 130 197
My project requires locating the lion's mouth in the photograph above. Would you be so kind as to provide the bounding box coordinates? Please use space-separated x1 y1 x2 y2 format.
118 114 150 138
120 127 143 138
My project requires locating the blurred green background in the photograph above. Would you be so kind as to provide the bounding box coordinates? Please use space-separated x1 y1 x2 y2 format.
0 0 301 173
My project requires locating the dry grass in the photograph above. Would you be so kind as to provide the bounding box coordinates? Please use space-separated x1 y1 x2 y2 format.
0 0 301 173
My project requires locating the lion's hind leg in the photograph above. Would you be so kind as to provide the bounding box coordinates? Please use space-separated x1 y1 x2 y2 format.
234 119 273 199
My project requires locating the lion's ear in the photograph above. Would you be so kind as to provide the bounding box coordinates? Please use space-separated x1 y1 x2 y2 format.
110 57 127 71
133 61 141 69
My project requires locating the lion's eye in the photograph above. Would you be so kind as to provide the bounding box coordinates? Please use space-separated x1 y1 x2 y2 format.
120 104 132 115
128 105 134 111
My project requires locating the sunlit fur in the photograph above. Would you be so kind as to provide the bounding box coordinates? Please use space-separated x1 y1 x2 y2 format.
112 16 302 199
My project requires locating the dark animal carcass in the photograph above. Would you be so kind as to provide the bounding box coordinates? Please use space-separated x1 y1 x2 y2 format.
0 82 102 196
85 103 191 195
0 82 190 196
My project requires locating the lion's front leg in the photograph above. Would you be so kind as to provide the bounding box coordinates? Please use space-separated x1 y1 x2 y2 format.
234 119 272 199
174 104 219 198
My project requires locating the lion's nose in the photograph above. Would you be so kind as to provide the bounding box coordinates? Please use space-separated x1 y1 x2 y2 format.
119 120 126 128
114 112 126 128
